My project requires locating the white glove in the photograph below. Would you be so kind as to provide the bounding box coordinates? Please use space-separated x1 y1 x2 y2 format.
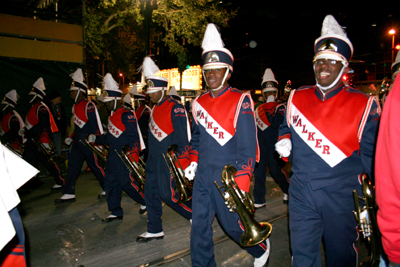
43 143 51 150
184 162 197 181
65 137 73 146
88 134 96 143
18 128 25 136
275 138 292 158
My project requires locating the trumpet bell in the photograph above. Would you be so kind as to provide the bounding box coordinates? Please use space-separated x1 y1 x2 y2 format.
240 221 273 247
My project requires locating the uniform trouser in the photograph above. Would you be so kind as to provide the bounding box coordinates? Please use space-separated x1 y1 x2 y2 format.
105 154 145 217
253 145 289 204
62 142 105 195
191 166 268 267
144 155 192 234
0 208 26 267
289 176 360 267
22 141 65 186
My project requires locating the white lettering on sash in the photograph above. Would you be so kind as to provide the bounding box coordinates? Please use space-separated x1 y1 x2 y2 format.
291 104 346 168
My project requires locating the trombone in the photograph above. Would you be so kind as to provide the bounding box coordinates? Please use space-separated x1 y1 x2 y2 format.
215 164 272 247
163 144 193 204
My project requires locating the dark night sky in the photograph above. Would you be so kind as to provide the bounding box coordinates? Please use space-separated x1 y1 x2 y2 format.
215 2 400 91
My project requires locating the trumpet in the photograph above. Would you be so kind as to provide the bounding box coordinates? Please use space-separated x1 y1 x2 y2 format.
215 165 272 247
80 135 107 164
31 136 56 164
163 144 193 204
115 145 146 192
353 174 382 267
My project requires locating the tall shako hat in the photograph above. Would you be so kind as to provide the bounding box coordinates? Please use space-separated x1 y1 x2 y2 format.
1 89 19 111
202 23 234 72
29 77 46 103
201 23 233 91
314 15 353 66
261 68 278 93
141 56 168 94
131 84 145 100
314 15 353 90
70 68 87 93
102 73 121 102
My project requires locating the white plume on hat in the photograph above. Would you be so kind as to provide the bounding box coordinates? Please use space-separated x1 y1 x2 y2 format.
169 86 179 97
123 93 133 109
141 57 160 78
70 68 87 86
314 15 353 62
103 73 120 92
33 77 46 91
201 23 225 52
262 68 278 85
4 90 18 104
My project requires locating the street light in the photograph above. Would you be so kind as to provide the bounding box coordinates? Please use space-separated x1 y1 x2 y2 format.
389 29 396 64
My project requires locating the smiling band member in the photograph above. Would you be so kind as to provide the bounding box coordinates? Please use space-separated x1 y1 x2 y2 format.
275 15 381 266
185 23 270 267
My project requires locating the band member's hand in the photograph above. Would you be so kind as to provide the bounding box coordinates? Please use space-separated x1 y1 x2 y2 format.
18 128 25 136
275 138 292 158
65 137 73 146
184 162 197 181
88 134 96 143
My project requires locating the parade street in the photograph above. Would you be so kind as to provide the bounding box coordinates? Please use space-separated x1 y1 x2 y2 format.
17 168 367 267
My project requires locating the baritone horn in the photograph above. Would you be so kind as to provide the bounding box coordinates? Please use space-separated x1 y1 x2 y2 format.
353 173 382 267
163 144 193 204
31 136 56 164
115 145 146 192
215 164 272 247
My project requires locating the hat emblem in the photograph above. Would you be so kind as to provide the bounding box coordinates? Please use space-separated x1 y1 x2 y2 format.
318 39 338 53
147 80 154 88
205 51 220 63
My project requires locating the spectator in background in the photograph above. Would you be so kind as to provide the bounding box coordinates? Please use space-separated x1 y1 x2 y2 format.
46 91 67 156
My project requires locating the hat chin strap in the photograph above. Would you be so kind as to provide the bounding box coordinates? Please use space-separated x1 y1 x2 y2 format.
29 93 42 104
315 63 346 91
158 90 165 103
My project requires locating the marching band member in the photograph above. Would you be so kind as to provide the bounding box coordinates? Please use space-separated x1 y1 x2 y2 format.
253 68 289 207
1 90 24 152
22 78 65 189
56 68 105 203
136 56 192 243
89 73 146 222
186 23 270 267
275 15 380 266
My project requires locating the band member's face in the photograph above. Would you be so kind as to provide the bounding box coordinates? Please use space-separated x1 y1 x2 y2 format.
204 68 230 90
149 91 162 104
263 91 277 99
70 90 78 100
314 59 344 88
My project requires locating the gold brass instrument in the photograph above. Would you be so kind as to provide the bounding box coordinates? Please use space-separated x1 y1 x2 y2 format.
353 173 381 267
31 136 56 164
115 145 146 192
163 144 193 204
79 135 107 164
215 164 272 247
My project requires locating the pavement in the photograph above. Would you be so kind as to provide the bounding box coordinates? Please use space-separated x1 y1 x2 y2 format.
16 165 368 267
